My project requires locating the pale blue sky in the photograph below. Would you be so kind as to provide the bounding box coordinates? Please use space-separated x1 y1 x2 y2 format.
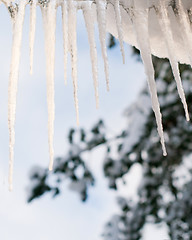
0 4 168 240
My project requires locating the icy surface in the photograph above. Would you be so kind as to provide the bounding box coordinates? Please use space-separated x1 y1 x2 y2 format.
68 0 79 125
157 1 189 121
2 0 192 187
132 4 167 156
29 0 37 74
8 0 26 191
83 2 99 108
61 0 68 84
42 0 57 171
95 0 109 90
114 0 125 63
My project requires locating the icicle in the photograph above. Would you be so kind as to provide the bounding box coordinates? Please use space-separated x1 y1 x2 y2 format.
95 0 109 91
61 0 68 85
114 0 125 64
68 0 79 125
8 0 26 191
29 0 37 75
132 6 167 156
157 1 190 121
41 0 57 171
177 0 192 66
83 2 99 108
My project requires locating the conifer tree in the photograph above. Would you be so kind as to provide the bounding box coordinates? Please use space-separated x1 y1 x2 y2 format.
28 47 192 239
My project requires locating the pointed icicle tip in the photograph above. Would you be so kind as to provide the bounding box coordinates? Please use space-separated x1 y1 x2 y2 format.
163 151 167 157
132 6 167 157
42 0 57 172
8 0 26 191
9 185 13 192
68 0 79 125
157 2 190 123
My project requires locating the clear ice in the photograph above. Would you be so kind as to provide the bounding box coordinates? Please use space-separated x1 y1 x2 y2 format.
2 0 192 188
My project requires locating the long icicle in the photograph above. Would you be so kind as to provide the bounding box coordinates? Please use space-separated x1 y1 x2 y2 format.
95 0 109 91
132 6 167 156
61 0 68 85
157 1 190 121
114 0 125 64
83 2 99 108
177 0 192 66
42 0 57 171
8 0 26 191
29 0 37 75
68 0 79 125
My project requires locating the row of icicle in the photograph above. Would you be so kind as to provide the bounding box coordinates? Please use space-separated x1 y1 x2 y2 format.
1 0 192 190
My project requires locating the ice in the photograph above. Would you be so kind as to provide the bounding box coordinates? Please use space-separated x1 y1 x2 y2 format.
68 0 79 125
8 0 26 191
114 0 125 64
82 2 99 108
61 0 68 85
29 0 37 75
177 0 192 66
41 0 57 171
2 0 192 187
132 4 167 156
157 2 189 121
95 0 109 91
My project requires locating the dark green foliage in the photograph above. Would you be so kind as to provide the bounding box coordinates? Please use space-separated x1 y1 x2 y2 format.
27 119 106 203
27 47 192 239
102 58 192 239
108 34 116 49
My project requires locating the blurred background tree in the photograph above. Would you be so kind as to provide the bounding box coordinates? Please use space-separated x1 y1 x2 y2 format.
27 37 192 240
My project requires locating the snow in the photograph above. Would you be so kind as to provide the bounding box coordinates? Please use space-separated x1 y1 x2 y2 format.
1 0 192 187
121 92 151 157
68 179 86 194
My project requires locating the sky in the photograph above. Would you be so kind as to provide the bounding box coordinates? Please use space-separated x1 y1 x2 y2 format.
0 4 168 240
